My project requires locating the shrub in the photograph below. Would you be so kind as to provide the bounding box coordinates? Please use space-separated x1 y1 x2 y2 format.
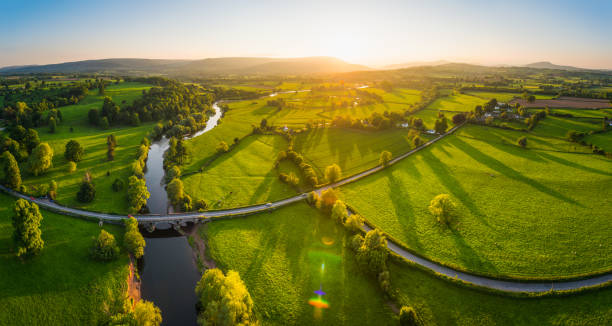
112 178 124 192
517 136 527 148
181 194 193 212
379 150 392 167
399 306 418 326
90 229 119 261
67 161 77 173
216 141 229 153
48 180 57 200
428 194 455 224
306 191 319 206
77 180 96 203
331 200 348 223
344 213 364 233
195 199 208 212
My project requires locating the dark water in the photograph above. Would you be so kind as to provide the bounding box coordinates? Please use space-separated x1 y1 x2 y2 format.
140 227 200 326
139 102 224 325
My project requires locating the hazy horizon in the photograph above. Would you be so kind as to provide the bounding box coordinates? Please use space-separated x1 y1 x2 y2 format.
1 0 611 69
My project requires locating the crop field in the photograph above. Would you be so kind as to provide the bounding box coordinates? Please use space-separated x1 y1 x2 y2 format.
293 128 419 179
540 108 612 118
0 194 129 325
182 135 296 209
203 202 396 325
340 124 612 279
20 82 155 214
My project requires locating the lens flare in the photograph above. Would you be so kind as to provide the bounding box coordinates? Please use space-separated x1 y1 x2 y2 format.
308 297 330 309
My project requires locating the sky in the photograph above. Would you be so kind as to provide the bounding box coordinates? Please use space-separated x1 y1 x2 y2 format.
1 0 611 69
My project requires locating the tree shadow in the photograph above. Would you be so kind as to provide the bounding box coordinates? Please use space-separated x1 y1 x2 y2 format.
384 170 423 251
536 151 612 177
449 228 498 274
451 137 583 207
419 149 490 227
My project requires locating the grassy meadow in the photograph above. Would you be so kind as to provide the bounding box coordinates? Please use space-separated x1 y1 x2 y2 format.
0 193 129 325
182 135 296 209
340 124 612 279
203 202 396 325
20 82 154 214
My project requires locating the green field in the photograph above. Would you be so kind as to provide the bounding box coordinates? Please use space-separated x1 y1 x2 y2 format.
20 82 154 214
584 130 612 152
466 91 556 103
182 135 296 209
0 193 129 325
533 116 603 139
426 93 486 112
203 202 396 325
341 124 612 279
389 261 612 325
293 128 419 179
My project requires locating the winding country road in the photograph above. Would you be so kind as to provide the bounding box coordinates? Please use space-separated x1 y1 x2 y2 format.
2 122 611 293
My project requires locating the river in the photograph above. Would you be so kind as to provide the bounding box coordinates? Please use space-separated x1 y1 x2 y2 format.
140 101 223 326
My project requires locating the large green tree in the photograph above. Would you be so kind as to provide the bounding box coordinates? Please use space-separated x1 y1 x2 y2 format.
28 142 53 176
127 176 150 214
428 194 456 224
166 178 184 208
324 163 342 183
2 151 22 190
195 268 256 326
353 229 388 275
12 199 44 257
90 229 119 261
124 216 146 259
64 139 84 162
77 180 96 203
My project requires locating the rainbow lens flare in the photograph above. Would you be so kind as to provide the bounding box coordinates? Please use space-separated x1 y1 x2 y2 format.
308 297 330 309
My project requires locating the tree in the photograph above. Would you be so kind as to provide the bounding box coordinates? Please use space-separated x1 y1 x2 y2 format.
124 216 146 259
12 199 44 257
49 116 57 133
399 306 418 326
434 117 448 134
127 175 150 214
216 141 229 153
354 229 388 274
166 165 181 182
344 213 364 233
195 268 256 326
90 229 119 261
107 134 116 161
527 95 536 103
64 139 84 162
100 117 110 130
331 200 348 223
167 178 184 207
317 188 338 212
325 164 342 183
77 180 96 202
567 130 583 142
379 150 392 167
452 113 466 125
2 151 21 190
474 105 483 117
67 161 77 173
517 136 527 148
133 300 162 326
48 180 57 200
428 194 455 224
28 143 53 176
24 129 40 153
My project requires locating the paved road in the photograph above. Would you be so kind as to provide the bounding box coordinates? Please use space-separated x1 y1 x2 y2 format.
2 123 611 292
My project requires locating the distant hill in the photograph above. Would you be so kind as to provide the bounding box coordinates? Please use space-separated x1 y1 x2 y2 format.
0 57 369 76
383 60 450 70
523 61 585 71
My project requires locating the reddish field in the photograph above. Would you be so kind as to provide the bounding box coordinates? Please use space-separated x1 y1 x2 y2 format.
509 96 611 109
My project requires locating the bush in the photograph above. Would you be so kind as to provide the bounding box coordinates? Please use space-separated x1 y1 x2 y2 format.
379 150 392 167
428 194 455 224
354 229 388 275
344 213 364 233
317 188 338 212
216 141 229 153
77 180 96 203
124 217 145 259
331 200 348 223
195 199 208 212
517 136 527 148
306 191 319 206
399 306 418 326
67 161 77 173
452 113 466 125
112 178 124 192
90 230 119 261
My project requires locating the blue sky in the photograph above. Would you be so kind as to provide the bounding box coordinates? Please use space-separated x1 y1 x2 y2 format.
1 0 610 68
